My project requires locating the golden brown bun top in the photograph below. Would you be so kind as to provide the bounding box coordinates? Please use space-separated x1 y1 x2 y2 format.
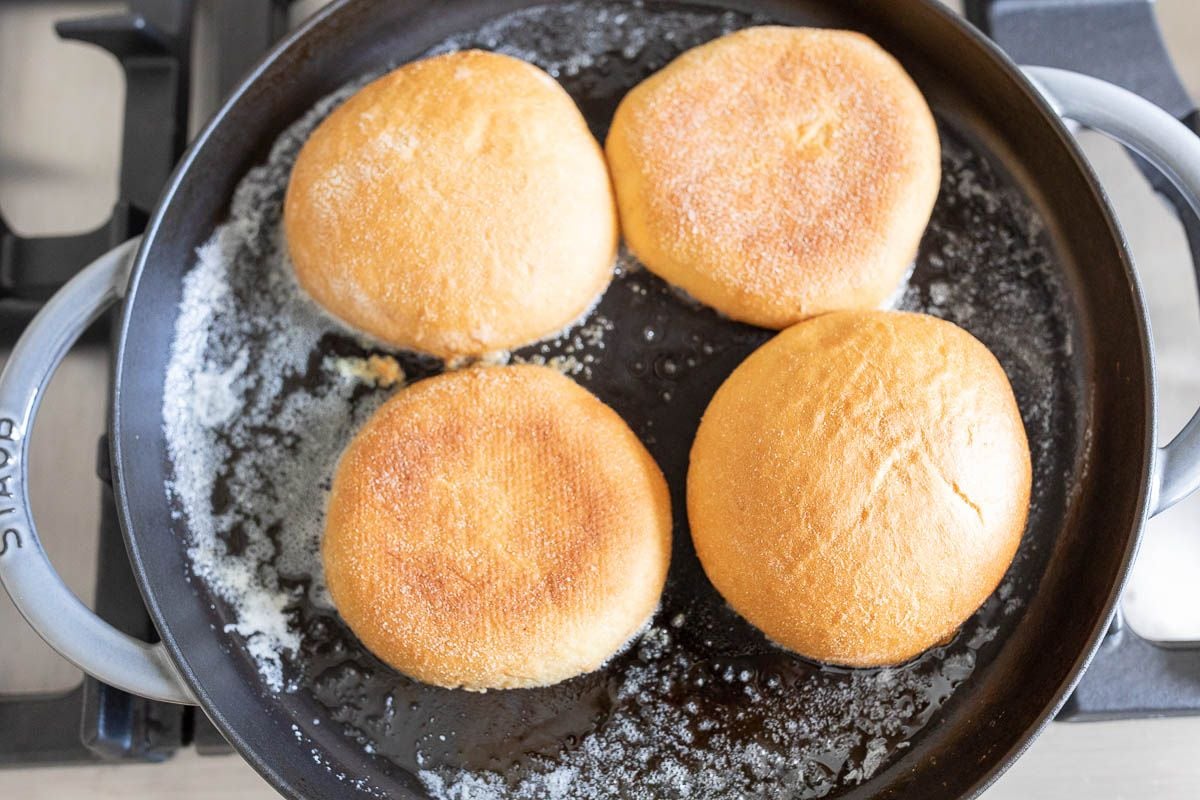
285 51 618 359
688 311 1030 666
606 26 941 328
323 365 672 690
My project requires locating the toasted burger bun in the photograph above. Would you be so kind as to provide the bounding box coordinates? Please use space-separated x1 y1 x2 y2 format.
285 50 618 359
607 26 940 328
688 311 1030 667
324 365 671 690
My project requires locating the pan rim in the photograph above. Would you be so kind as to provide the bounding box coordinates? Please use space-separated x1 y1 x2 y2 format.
109 1 1156 798
907 14 1156 800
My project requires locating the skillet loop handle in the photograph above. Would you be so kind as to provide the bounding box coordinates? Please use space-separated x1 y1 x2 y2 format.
1024 66 1200 518
0 238 194 704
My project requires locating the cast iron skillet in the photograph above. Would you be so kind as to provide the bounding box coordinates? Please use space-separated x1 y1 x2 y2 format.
2 0 1200 798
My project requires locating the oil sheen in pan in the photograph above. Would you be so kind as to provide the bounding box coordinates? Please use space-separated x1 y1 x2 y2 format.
162 2 1080 798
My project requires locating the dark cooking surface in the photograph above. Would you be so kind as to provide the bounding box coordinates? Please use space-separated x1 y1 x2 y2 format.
161 4 1081 796
293 145 1072 793
114 1 1152 798
297 113 1076 791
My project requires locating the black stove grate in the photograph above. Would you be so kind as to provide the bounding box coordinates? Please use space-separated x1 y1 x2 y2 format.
0 0 293 765
0 0 191 343
0 0 1197 769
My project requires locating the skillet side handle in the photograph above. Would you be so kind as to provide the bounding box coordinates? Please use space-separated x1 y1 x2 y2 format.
1024 66 1200 518
0 238 194 704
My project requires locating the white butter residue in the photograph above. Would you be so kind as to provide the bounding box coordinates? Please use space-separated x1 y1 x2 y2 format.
163 77 388 692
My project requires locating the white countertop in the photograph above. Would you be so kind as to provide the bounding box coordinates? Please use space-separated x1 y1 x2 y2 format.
3 1 1200 798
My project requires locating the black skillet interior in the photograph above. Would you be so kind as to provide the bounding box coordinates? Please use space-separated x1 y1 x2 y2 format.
113 1 1151 798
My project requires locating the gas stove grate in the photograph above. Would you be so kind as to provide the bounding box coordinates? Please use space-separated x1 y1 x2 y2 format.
0 0 294 765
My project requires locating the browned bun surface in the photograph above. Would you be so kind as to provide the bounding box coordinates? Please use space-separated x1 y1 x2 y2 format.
285 50 618 359
323 365 672 690
688 311 1030 667
606 26 940 328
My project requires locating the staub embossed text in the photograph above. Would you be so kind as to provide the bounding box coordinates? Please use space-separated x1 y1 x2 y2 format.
0 417 22 556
